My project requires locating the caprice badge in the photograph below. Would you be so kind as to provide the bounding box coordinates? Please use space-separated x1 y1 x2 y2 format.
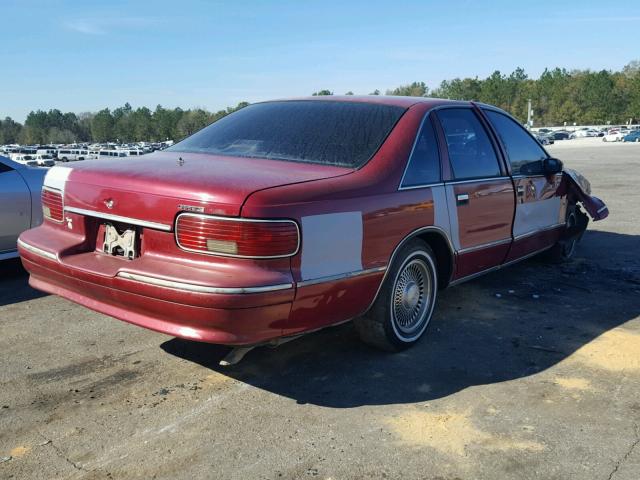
104 198 115 209
178 204 205 213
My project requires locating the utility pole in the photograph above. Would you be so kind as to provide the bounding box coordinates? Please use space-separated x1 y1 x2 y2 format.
527 99 533 128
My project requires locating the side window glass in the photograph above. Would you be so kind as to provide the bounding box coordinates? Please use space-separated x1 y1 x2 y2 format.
436 108 501 180
0 161 14 173
484 110 547 175
401 115 441 187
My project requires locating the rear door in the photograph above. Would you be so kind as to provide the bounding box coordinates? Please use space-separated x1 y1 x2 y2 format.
0 161 31 253
481 109 566 262
434 107 515 280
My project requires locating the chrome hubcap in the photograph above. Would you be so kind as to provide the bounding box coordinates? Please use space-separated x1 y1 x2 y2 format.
392 258 431 336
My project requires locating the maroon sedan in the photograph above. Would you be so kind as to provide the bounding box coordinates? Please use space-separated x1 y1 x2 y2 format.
18 97 608 353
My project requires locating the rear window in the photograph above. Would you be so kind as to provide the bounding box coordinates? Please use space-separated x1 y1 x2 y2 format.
168 101 406 168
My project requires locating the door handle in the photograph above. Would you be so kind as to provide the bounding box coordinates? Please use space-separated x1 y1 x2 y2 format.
456 193 469 206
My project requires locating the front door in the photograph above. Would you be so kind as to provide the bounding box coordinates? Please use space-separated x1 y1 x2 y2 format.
481 109 566 262
434 107 515 280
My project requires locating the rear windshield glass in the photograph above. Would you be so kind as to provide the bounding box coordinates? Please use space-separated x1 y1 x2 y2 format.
167 101 406 168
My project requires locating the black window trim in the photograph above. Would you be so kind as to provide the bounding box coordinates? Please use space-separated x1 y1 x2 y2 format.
0 160 15 173
478 105 551 177
434 105 506 183
398 111 444 190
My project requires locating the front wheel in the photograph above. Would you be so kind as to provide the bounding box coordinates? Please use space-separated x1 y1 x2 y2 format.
354 240 438 351
547 205 588 262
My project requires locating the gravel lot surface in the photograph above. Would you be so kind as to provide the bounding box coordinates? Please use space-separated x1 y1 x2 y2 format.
1 140 639 480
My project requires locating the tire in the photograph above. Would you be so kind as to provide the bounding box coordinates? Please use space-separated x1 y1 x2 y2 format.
547 204 588 263
354 240 438 352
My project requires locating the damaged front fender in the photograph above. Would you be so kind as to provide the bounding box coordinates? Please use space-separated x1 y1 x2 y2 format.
562 169 609 221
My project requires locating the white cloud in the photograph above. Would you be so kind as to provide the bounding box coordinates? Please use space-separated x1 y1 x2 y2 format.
63 16 163 35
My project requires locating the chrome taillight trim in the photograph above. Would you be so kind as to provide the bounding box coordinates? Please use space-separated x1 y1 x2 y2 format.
64 206 172 231
42 186 65 223
174 212 301 259
17 239 58 261
117 271 293 294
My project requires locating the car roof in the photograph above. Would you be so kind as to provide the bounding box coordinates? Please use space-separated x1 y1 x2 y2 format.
263 95 471 109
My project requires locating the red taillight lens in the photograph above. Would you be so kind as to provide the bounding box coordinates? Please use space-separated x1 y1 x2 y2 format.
175 214 299 258
42 188 64 222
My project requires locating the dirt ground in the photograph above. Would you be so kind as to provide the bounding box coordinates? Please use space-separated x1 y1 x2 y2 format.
1 140 639 480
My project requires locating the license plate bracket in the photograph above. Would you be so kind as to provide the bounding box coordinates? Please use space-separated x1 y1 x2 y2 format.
102 223 138 260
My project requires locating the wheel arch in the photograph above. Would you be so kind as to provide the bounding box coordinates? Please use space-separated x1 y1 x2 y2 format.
364 226 455 315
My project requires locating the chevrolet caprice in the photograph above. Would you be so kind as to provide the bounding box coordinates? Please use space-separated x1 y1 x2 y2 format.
18 97 608 352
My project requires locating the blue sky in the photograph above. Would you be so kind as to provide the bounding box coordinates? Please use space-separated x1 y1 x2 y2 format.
2 0 639 121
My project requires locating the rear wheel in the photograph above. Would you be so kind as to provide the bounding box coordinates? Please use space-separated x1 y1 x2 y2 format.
355 240 438 351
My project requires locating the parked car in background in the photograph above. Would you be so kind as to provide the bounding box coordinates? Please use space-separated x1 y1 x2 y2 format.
37 148 58 159
98 150 128 158
57 149 91 162
551 130 571 140
603 130 626 142
18 97 608 353
570 128 600 139
0 156 47 260
623 130 640 142
535 133 554 145
32 154 56 167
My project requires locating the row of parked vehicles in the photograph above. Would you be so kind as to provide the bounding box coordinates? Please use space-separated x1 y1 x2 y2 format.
0 141 174 168
533 125 640 144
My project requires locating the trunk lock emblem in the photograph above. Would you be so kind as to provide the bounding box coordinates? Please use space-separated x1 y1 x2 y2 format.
104 199 115 209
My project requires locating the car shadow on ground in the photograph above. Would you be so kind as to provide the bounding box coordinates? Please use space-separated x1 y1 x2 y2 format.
162 229 640 408
0 258 48 307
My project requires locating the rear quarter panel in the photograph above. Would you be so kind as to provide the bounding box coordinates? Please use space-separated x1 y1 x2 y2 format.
241 103 452 335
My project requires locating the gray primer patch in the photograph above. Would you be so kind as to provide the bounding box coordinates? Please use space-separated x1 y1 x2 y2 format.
514 196 562 237
432 186 453 244
300 212 363 281
444 185 461 250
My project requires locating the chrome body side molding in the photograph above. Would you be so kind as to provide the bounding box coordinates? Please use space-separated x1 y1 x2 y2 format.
297 266 387 288
117 271 294 294
17 239 58 261
456 237 512 255
64 206 173 231
448 245 553 287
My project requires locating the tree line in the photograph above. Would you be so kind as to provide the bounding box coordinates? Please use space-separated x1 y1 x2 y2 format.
2 61 639 145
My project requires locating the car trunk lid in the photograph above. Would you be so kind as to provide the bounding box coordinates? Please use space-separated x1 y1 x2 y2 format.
58 151 351 225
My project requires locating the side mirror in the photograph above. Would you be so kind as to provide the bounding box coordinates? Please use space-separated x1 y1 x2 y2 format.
543 157 563 175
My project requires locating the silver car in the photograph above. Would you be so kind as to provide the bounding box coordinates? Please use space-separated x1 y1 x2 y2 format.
0 156 47 260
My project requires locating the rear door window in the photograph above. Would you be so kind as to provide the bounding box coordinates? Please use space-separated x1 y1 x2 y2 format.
436 108 501 180
483 110 548 176
401 115 441 187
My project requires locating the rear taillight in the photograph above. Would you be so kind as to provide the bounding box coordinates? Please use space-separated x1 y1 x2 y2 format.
42 187 64 222
175 214 299 258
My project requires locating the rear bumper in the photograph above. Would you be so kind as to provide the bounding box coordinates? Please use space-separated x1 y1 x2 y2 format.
18 238 294 345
